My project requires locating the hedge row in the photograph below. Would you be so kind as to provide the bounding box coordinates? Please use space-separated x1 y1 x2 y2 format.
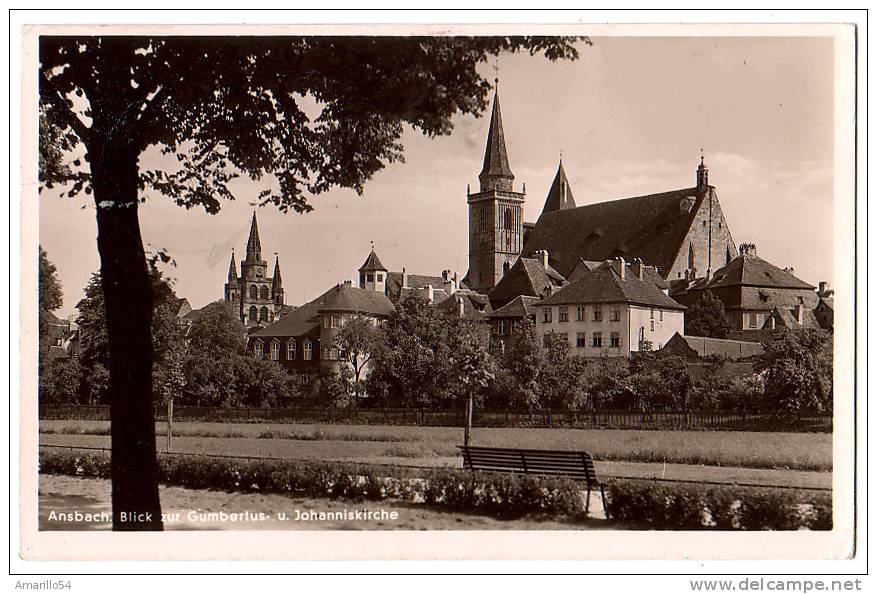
39 449 831 529
604 481 832 530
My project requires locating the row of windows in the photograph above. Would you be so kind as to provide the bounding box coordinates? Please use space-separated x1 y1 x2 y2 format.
542 305 622 323
543 332 623 349
246 306 273 323
228 287 277 302
254 339 314 361
363 273 384 284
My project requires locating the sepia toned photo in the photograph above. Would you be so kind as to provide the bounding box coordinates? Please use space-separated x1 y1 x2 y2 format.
16 18 860 563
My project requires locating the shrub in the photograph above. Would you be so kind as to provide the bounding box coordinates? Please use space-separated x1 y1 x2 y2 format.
604 480 831 530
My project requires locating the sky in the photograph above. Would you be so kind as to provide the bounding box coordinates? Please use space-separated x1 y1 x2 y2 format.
39 36 837 318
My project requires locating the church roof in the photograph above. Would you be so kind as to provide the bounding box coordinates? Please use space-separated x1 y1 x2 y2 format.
523 186 710 279
359 248 387 272
488 257 566 308
540 266 686 310
478 89 514 186
486 295 540 319
541 160 576 215
704 254 816 290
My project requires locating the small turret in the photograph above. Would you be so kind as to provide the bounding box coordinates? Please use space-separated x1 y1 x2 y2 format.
696 149 710 188
271 254 284 304
227 249 237 283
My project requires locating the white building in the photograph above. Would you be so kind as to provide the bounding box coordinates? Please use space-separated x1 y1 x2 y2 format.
536 259 686 357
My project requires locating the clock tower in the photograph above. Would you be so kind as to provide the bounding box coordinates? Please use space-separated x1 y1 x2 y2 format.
225 211 285 327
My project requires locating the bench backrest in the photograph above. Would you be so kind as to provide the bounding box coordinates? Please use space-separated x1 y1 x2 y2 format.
458 445 598 485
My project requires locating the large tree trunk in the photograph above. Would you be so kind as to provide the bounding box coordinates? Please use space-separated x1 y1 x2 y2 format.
91 137 163 531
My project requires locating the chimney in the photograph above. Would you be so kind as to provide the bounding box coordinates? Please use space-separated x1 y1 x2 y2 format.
739 242 757 257
611 257 626 279
784 266 795 276
426 284 434 305
401 266 408 289
541 284 553 299
343 279 353 286
458 296 465 318
795 304 804 325
534 250 549 269
631 258 644 280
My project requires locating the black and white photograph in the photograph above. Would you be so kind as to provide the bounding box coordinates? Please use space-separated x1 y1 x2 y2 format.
13 13 862 571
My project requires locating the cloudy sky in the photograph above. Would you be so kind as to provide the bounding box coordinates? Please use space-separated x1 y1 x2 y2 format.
40 35 836 318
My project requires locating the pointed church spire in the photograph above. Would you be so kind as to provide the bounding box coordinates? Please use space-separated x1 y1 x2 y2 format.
271 253 282 286
478 87 515 192
227 249 237 283
246 211 262 262
541 158 577 215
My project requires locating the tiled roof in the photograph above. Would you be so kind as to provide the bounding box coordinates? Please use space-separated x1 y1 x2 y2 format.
488 257 566 308
358 249 387 272
486 295 540 319
661 332 765 359
819 297 834 311
706 254 816 290
541 161 576 215
764 306 821 330
318 284 395 316
523 186 710 278
385 271 446 302
436 290 493 320
540 266 686 310
249 287 337 338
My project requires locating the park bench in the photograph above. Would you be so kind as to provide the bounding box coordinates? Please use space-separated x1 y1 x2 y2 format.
457 445 606 514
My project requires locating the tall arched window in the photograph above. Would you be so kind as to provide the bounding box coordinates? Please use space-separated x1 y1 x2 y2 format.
260 306 269 322
260 286 269 300
287 339 296 360
249 306 257 323
503 207 512 230
249 285 257 299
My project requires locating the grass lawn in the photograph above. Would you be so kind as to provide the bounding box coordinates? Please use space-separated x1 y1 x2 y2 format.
39 419 832 472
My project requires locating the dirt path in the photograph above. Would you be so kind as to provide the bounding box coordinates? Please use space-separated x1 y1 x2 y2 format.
39 474 608 531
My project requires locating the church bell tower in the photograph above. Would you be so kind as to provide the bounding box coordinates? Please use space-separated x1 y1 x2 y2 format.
464 83 525 294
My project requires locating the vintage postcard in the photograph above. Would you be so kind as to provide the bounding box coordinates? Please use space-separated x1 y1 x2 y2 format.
14 16 861 565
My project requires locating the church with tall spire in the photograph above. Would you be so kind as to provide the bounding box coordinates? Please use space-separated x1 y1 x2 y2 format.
463 83 527 294
224 212 286 327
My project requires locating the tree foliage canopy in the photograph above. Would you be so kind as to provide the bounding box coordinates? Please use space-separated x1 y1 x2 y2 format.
685 290 733 339
40 36 585 212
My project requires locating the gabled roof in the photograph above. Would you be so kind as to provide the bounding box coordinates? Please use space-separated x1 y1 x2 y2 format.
488 257 566 308
318 284 395 316
523 186 710 278
541 160 576 215
540 266 686 310
486 295 540 319
705 254 816 290
359 249 387 272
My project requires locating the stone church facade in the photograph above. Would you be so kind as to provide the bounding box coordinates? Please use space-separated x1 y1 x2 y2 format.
224 212 286 327
463 86 738 298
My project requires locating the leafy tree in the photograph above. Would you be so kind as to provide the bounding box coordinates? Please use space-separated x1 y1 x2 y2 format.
333 315 385 400
39 34 583 529
39 357 82 405
367 297 456 407
625 353 692 410
579 354 629 410
38 246 64 357
757 328 832 413
490 320 545 410
539 332 587 411
685 290 734 338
